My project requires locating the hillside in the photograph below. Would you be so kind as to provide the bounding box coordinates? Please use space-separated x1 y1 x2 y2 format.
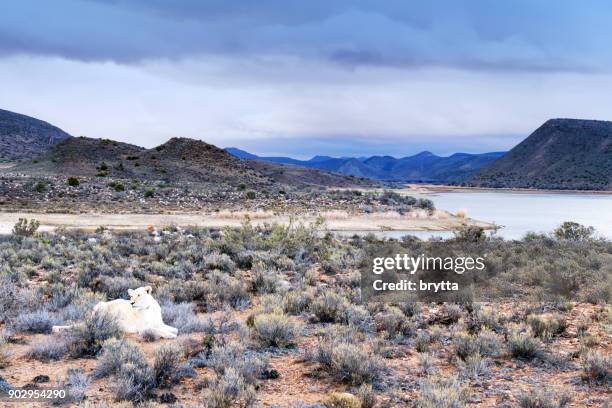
0 108 71 161
469 119 612 190
11 136 373 189
226 147 503 182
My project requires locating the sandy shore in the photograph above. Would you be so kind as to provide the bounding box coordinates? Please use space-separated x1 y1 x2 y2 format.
404 183 612 195
0 211 496 234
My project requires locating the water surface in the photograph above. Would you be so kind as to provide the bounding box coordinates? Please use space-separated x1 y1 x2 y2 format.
380 190 612 240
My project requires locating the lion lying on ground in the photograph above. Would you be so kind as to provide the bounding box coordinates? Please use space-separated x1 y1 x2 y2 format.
53 286 178 339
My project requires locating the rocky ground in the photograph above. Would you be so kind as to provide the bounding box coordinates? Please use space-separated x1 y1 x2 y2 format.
0 174 431 215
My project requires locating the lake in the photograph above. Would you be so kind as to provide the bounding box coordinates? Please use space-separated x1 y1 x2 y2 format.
384 190 612 240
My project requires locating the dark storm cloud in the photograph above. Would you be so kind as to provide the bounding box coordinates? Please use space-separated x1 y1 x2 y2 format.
2 0 611 72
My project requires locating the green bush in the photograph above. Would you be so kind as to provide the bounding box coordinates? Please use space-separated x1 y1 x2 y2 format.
67 177 80 186
33 181 47 193
246 190 256 199
553 221 594 242
144 187 155 198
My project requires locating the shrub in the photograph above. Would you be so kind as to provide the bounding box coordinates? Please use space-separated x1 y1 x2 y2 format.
527 314 566 339
508 332 542 360
33 181 47 193
13 310 60 334
453 329 501 360
453 226 486 243
144 187 155 198
108 181 125 192
309 291 347 323
202 368 256 408
461 354 489 379
313 340 383 385
252 313 300 348
12 218 40 237
246 191 256 199
324 392 361 408
283 290 314 315
161 302 213 334
397 300 422 318
581 350 611 384
67 177 80 186
375 307 415 338
153 344 183 388
416 198 435 212
0 338 10 368
64 368 89 404
93 339 145 379
418 353 437 375
204 342 269 385
516 388 571 408
416 376 466 408
553 221 594 242
437 303 463 325
26 337 69 361
113 362 155 403
357 384 376 408
415 332 431 353
68 310 122 357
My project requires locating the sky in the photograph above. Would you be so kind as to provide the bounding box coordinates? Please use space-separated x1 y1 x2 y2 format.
1 1 612 158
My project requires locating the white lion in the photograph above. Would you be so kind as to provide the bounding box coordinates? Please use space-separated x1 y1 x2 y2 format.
53 286 178 339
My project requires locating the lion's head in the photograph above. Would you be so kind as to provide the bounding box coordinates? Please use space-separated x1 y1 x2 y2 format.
127 286 155 310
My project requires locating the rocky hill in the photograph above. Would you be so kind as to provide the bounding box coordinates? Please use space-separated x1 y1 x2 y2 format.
0 108 71 161
11 136 373 189
469 119 612 190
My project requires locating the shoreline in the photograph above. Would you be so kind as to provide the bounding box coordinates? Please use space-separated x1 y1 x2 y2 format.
0 211 496 235
404 183 612 195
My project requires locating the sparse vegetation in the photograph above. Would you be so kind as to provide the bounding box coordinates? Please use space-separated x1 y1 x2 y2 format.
0 221 609 405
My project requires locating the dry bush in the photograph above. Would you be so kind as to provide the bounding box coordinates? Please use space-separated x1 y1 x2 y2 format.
311 335 383 385
202 368 256 408
416 375 466 408
251 313 301 348
581 350 611 384
68 310 122 357
508 332 542 360
527 314 567 339
93 338 145 379
26 336 69 361
516 388 571 408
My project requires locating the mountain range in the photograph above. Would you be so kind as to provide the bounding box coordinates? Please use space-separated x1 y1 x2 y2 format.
1 108 610 190
226 148 505 183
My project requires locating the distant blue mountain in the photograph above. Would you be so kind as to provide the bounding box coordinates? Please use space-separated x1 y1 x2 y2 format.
225 147 505 183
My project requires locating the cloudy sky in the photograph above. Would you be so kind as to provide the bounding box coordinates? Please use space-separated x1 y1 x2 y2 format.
1 1 612 158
